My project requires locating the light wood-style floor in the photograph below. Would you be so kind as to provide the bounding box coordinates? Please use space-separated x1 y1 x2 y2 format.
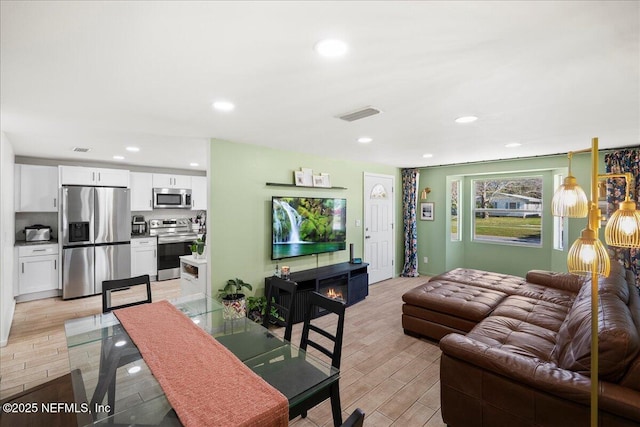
0 276 445 427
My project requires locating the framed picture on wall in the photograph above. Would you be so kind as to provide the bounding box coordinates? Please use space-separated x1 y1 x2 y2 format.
420 202 434 221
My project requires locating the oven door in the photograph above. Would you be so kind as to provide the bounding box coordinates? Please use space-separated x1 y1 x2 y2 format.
157 241 191 280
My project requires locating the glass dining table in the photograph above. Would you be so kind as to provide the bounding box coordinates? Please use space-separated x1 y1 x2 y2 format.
64 293 340 426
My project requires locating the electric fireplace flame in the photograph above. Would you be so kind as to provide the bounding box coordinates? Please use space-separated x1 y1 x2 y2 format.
326 288 343 300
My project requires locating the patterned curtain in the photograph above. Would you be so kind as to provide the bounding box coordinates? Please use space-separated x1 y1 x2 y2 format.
401 169 419 277
605 149 640 291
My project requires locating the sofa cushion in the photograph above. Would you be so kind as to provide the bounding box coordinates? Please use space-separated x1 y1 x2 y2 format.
511 283 577 307
402 280 507 323
525 270 583 293
493 295 570 332
466 316 557 362
554 287 640 382
430 268 525 294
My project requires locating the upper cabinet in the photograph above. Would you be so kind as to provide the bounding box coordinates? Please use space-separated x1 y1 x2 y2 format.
130 172 153 211
152 173 191 189
191 176 207 210
15 164 59 212
60 166 129 187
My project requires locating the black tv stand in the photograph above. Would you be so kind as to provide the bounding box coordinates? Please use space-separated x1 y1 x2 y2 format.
265 262 369 323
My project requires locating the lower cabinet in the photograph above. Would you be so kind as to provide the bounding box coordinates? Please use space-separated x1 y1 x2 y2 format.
16 244 59 301
131 237 157 280
179 256 208 297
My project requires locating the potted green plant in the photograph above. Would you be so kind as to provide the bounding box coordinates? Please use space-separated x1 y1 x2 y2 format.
218 278 253 319
246 296 285 324
190 238 205 258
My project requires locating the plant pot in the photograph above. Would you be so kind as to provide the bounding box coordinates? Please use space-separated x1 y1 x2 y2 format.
222 294 246 320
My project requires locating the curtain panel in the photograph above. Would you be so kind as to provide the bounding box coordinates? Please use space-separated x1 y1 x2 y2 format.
605 149 640 291
401 169 419 277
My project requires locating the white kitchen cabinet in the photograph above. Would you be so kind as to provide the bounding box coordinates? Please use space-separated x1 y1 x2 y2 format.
191 176 207 210
130 172 153 211
17 244 59 296
60 166 129 187
152 173 191 189
179 255 208 296
15 164 59 212
131 237 157 279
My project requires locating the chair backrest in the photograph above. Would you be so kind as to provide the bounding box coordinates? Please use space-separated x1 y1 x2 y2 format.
263 277 297 342
300 291 346 369
102 275 152 313
341 408 365 427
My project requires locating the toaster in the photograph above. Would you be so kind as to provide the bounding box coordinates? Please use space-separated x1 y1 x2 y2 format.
24 224 52 242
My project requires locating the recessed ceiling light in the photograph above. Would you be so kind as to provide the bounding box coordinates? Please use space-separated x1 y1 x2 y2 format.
314 39 348 57
212 101 235 112
505 142 522 148
190 162 199 167
127 366 141 374
357 137 373 144
126 146 140 152
455 116 478 124
113 155 125 160
422 153 434 159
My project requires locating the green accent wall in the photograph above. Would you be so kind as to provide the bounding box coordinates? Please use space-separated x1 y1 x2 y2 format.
418 152 606 277
209 139 402 297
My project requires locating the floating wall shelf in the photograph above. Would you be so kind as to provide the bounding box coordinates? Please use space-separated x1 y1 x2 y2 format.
265 182 347 190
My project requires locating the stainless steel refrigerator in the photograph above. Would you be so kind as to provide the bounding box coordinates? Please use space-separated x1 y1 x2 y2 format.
61 186 131 299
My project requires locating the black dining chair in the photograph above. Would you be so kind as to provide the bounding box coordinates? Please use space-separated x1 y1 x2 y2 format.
91 275 152 419
296 291 347 426
102 274 152 313
341 408 365 427
263 277 297 342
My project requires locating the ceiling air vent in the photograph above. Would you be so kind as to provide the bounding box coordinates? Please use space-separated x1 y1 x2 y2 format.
337 106 382 122
72 147 91 153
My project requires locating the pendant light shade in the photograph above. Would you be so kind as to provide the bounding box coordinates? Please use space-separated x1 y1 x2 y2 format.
605 199 640 248
567 228 611 277
551 175 589 217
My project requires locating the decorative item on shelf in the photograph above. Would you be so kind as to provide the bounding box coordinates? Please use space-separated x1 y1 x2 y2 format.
420 187 431 200
190 238 205 259
420 202 435 221
321 173 331 187
218 278 253 320
294 170 305 186
281 266 290 280
301 168 313 186
551 137 640 427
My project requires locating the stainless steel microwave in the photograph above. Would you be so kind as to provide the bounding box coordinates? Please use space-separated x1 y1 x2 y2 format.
153 188 192 209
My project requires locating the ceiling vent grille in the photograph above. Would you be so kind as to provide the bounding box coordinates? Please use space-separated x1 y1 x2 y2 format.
72 147 91 153
337 106 382 122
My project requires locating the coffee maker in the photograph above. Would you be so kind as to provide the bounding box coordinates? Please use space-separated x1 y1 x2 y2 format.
131 215 147 235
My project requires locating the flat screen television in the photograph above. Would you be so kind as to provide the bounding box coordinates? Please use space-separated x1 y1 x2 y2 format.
272 196 347 260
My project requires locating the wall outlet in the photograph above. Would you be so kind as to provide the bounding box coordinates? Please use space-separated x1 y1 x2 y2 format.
355 219 362 227
423 257 429 264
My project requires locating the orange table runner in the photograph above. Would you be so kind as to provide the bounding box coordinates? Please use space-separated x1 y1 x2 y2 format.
114 300 288 427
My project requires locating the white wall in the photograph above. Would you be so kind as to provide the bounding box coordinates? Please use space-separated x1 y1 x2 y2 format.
0 133 16 346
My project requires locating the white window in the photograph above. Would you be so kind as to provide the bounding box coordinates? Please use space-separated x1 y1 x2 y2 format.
472 176 543 246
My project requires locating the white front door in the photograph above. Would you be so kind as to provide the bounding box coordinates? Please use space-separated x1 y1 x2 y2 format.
363 173 395 284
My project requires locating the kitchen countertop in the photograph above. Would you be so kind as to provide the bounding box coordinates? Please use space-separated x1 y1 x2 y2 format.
131 233 155 239
15 239 58 247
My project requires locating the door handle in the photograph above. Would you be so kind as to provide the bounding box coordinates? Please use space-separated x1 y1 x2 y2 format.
54 260 57 270
154 249 157 258
54 198 57 208
22 263 24 274
92 172 95 181
365 235 371 239
98 172 101 181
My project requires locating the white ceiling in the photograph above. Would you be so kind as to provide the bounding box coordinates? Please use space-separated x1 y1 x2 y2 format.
1 1 638 170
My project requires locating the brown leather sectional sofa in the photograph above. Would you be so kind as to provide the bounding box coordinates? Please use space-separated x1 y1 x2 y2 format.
402 262 640 426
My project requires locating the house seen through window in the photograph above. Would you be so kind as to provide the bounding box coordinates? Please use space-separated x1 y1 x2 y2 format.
472 176 543 246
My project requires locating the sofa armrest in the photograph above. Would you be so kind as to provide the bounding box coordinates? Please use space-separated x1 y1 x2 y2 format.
440 333 590 403
525 270 583 293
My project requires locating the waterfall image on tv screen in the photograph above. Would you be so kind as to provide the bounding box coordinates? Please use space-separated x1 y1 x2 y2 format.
272 197 347 259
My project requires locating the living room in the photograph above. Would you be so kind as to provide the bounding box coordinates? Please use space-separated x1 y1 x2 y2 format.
1 1 639 426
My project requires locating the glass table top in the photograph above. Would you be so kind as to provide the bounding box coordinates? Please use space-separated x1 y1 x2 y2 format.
64 294 339 426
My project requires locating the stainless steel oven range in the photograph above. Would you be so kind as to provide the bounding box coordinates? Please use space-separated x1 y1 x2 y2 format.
150 218 197 281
